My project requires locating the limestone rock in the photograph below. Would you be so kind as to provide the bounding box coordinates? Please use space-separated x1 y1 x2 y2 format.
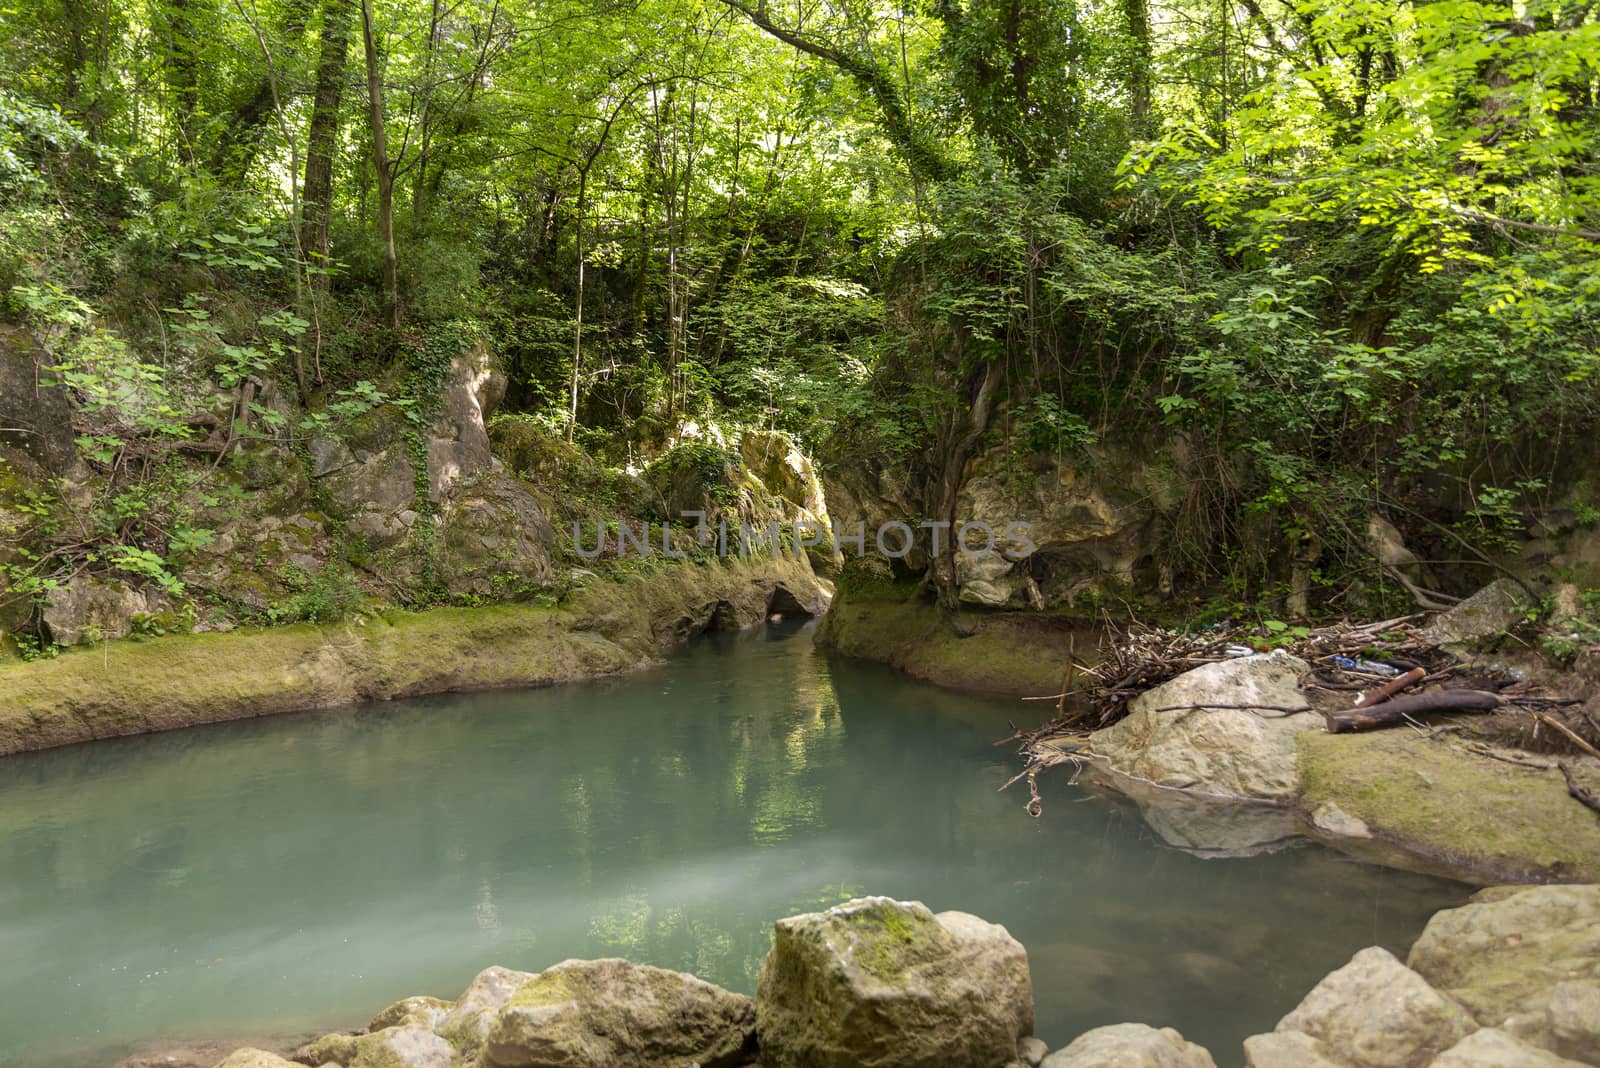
427 344 503 504
1242 1030 1345 1067
435 475 556 596
213 1050 304 1068
955 440 1175 604
369 995 454 1032
41 576 156 646
1267 946 1477 1068
1088 653 1317 802
481 958 754 1068
1039 1023 1215 1067
1421 579 1533 650
1408 885 1600 1059
1019 1035 1049 1066
1548 981 1600 1063
347 1025 453 1068
755 896 1034 1068
1309 800 1372 839
1430 1028 1590 1068
438 966 539 1055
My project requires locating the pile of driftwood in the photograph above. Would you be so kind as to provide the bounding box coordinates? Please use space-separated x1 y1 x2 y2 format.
999 614 1600 819
1041 614 1445 733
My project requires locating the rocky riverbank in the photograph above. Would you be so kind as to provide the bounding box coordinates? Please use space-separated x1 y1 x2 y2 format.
0 555 823 757
136 886 1599 1068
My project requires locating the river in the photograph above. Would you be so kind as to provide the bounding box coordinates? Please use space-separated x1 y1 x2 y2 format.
0 621 1467 1065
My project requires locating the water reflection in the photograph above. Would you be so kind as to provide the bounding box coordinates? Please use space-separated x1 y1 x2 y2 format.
0 622 1467 1067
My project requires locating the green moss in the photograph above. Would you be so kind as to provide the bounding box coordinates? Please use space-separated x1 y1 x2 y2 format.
1298 731 1600 884
851 901 944 984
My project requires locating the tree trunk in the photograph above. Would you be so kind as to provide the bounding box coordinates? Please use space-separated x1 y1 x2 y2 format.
568 174 588 443
301 0 350 280
360 0 400 332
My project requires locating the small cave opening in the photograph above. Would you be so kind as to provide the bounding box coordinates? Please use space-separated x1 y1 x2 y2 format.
765 585 815 623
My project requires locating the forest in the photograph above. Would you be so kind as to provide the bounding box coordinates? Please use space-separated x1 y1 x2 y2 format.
3 0 1600 638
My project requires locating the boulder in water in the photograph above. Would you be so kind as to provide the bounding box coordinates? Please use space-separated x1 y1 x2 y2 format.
214 1051 303 1068
1429 1028 1590 1068
1254 945 1477 1068
437 965 539 1055
755 896 1034 1067
1407 884 1600 1060
481 958 754 1068
1088 652 1317 802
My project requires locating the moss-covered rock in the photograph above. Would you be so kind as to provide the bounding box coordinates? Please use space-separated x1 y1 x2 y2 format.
815 584 1082 697
755 896 1034 1068
369 995 454 1033
1297 732 1600 883
1407 885 1600 1061
482 958 755 1068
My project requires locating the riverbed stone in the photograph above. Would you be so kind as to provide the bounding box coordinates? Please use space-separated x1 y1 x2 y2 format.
213 1051 303 1068
755 896 1034 1068
1019 1035 1049 1066
369 995 454 1032
1088 652 1317 802
341 1025 453 1068
481 958 754 1068
1407 885 1600 1059
1429 1028 1590 1068
1266 946 1477 1068
437 965 539 1054
1039 1023 1216 1067
1242 1030 1346 1068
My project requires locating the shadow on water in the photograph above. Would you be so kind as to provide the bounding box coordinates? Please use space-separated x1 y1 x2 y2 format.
0 621 1469 1066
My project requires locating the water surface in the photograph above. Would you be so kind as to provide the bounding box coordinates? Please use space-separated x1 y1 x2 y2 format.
0 622 1467 1065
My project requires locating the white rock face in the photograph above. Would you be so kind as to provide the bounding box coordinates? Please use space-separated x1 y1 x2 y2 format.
1039 1022 1216 1067
1088 653 1318 801
755 896 1035 1068
1261 946 1478 1068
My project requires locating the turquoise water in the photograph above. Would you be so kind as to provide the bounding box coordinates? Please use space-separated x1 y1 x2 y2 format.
0 622 1466 1066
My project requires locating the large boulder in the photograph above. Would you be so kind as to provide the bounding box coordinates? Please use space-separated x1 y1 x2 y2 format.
41 575 157 646
1421 579 1533 651
1088 653 1317 802
1407 885 1600 1061
1250 946 1477 1068
954 439 1176 605
481 958 754 1068
755 896 1034 1068
1039 1023 1216 1067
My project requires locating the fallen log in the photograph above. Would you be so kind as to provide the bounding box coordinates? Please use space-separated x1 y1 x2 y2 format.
1324 690 1502 733
1354 666 1427 708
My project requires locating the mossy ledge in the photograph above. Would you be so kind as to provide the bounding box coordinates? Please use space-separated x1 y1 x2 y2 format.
1297 730 1600 884
0 556 821 758
813 584 1086 697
